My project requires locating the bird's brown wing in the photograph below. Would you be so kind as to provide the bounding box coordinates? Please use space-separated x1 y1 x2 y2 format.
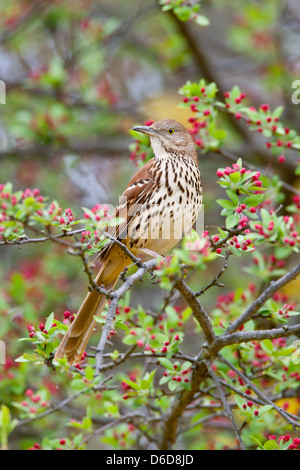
98 158 158 258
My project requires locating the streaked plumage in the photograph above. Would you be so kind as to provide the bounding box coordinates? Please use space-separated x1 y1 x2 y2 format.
55 119 202 364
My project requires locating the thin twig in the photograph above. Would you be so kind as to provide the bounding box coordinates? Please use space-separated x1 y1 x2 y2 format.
218 354 300 429
0 228 85 247
104 232 143 266
78 249 113 298
15 387 90 428
195 250 230 297
81 412 160 445
209 365 245 450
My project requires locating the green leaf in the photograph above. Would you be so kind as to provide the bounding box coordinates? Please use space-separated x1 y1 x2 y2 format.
115 320 129 331
258 405 273 415
71 379 87 391
226 212 239 229
186 228 201 243
261 339 273 355
226 189 239 204
140 379 150 390
158 357 174 371
230 85 242 99
229 171 241 184
182 307 192 321
122 379 140 390
263 439 280 450
217 199 236 209
194 15 210 26
250 435 263 449
174 5 191 22
168 379 179 392
122 334 139 345
85 366 94 381
82 416 92 430
105 403 119 415
246 194 264 207
260 208 271 226
45 312 55 331
0 405 18 449
181 361 192 371
272 106 284 119
235 394 245 410
15 353 41 363
143 369 156 387
73 433 84 448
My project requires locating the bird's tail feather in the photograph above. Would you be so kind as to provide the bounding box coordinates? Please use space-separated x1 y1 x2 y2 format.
54 246 130 365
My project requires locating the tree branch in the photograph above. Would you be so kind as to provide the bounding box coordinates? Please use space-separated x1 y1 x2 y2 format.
173 277 215 344
209 365 245 450
218 354 300 429
0 228 85 247
225 262 300 334
95 258 158 373
215 323 300 350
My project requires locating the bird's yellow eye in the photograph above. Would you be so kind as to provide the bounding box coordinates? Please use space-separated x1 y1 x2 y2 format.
168 128 175 134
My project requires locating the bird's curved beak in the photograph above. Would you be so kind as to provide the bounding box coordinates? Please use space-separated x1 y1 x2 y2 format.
132 125 157 137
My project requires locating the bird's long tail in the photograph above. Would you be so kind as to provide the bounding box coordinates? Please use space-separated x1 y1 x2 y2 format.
54 246 130 365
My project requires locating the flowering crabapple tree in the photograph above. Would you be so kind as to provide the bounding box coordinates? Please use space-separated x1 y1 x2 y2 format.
1 79 300 450
0 0 300 452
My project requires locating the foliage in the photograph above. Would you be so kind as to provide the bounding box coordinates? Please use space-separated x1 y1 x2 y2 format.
0 0 299 451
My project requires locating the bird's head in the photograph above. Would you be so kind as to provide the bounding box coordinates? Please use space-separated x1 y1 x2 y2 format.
132 119 197 161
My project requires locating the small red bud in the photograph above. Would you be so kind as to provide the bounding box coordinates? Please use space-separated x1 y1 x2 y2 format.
260 103 269 112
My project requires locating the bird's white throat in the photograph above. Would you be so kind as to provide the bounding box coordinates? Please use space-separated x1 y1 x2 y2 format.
150 137 175 160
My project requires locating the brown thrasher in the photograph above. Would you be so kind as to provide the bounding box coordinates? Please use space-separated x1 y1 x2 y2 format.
55 119 202 364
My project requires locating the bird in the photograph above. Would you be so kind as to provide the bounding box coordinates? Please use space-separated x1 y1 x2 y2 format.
54 119 202 365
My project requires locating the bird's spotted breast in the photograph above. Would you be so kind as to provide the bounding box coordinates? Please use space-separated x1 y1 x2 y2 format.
126 155 202 255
